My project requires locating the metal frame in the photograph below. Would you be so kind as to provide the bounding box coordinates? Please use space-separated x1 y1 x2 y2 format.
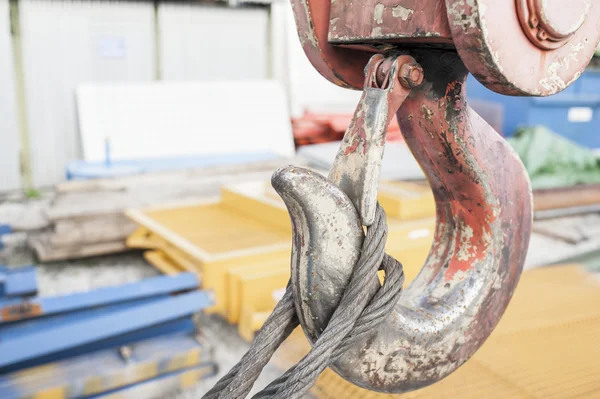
0 273 211 374
0 333 216 399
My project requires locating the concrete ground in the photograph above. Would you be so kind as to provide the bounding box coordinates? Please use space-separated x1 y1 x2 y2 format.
2 196 599 398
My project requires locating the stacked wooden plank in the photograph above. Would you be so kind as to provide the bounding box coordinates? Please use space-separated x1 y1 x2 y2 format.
125 177 437 341
28 159 295 262
533 183 600 218
526 213 600 269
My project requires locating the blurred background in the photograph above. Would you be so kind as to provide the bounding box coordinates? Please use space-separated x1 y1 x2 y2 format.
0 1 600 398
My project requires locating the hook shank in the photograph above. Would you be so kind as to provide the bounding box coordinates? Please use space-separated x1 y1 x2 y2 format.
328 54 415 226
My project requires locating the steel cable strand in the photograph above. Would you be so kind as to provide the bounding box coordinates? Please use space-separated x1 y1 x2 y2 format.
254 205 404 399
202 286 299 399
203 205 404 399
253 205 388 398
254 253 404 399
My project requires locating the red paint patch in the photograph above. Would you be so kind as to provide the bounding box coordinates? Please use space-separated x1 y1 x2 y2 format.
343 116 369 155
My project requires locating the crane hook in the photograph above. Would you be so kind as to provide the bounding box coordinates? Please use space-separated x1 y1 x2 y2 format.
272 50 533 393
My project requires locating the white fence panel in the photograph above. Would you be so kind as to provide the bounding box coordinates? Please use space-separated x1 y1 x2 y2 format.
0 0 22 192
282 6 361 117
20 0 155 187
159 3 268 81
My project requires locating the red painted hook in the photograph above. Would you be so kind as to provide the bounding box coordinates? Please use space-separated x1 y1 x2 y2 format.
272 51 532 393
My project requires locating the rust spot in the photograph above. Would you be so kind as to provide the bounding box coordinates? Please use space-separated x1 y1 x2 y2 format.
1 303 42 321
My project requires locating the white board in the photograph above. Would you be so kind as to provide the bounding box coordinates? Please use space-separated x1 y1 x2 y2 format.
76 80 295 162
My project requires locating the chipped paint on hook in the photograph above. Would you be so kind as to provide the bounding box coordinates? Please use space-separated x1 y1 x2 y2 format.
447 0 600 96
328 0 452 45
539 40 587 92
392 5 414 21
447 0 479 32
374 4 385 24
284 0 598 390
456 222 474 263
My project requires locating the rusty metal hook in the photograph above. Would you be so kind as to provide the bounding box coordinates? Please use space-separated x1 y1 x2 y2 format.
272 51 533 393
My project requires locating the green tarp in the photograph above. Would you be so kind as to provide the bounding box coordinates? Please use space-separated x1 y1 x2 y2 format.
507 126 600 190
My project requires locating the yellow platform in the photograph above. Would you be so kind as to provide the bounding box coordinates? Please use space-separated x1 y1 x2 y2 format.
226 258 290 324
143 249 181 275
126 194 291 316
126 179 436 328
273 264 600 399
261 179 436 222
378 180 436 221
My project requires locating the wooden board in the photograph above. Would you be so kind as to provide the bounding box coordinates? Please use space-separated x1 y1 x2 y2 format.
534 184 600 211
532 214 600 244
132 202 291 257
50 216 137 247
48 170 279 221
55 158 291 194
143 250 183 275
126 202 291 316
28 234 128 262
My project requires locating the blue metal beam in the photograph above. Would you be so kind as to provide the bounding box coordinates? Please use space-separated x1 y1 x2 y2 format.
0 267 6 297
0 272 199 323
1 317 197 374
0 225 11 236
0 266 37 298
1 298 162 338
0 290 211 372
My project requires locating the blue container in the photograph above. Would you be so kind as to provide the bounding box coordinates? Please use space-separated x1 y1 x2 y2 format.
570 69 600 95
528 96 600 148
466 70 600 148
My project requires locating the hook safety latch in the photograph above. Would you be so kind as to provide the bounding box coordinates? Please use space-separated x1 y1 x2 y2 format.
328 54 423 226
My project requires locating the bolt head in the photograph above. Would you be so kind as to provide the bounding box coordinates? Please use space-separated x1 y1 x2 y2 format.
399 63 424 89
